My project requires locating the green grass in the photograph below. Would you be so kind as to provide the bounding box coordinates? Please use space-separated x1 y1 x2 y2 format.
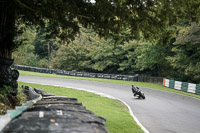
19 70 200 99
19 82 144 133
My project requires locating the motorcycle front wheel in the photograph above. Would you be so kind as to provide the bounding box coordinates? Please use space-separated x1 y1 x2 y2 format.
141 94 145 99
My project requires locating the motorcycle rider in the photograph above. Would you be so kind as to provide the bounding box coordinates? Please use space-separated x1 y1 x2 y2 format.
132 85 140 96
132 84 145 99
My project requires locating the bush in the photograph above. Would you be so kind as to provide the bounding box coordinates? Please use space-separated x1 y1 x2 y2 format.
0 86 28 115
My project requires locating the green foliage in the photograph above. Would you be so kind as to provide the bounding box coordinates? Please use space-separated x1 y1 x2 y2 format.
167 23 200 83
51 34 91 71
13 24 58 67
133 41 170 76
14 23 200 83
0 85 28 115
13 24 39 66
88 38 121 73
33 27 58 59
0 85 12 95
0 85 12 114
2 0 200 113
39 58 49 68
13 44 39 67
51 28 126 73
4 0 200 48
14 24 37 47
16 86 28 105
13 18 200 83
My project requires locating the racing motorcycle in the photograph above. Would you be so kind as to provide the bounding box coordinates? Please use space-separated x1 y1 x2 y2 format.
131 85 145 99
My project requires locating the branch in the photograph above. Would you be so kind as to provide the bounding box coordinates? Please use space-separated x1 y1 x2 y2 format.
15 0 40 13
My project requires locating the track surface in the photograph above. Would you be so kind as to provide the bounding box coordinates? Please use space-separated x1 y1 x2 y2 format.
19 76 200 133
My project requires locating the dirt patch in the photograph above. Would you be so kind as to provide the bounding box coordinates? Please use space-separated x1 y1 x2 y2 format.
0 91 28 115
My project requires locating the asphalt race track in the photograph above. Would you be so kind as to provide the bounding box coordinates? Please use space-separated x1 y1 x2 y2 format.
19 75 200 133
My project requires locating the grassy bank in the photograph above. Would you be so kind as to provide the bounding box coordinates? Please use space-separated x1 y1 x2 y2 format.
19 70 200 99
19 82 144 133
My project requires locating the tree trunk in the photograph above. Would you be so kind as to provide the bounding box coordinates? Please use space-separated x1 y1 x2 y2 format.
0 1 19 96
0 0 16 58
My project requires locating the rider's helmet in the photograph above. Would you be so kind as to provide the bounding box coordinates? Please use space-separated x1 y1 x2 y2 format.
132 85 135 88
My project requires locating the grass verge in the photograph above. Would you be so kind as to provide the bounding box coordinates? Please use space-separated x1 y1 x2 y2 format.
19 70 200 99
19 82 144 133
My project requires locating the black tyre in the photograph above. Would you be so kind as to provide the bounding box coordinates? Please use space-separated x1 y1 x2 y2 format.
141 94 145 99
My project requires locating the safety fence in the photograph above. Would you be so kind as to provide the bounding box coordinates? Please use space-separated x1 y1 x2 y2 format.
163 78 200 95
138 76 163 83
12 64 164 83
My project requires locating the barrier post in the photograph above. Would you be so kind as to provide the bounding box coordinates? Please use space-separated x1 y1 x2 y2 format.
163 78 165 86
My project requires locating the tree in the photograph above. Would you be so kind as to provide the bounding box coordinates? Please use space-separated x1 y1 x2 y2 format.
0 0 199 93
33 27 58 59
167 23 200 83
12 44 39 67
117 40 136 74
51 28 131 74
51 28 93 71
12 24 39 66
134 41 169 76
1 0 199 58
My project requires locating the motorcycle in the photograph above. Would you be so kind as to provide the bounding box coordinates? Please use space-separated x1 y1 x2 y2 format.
131 85 145 99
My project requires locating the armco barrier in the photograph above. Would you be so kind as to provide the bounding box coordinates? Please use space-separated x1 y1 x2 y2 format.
12 64 164 83
138 76 163 83
163 78 200 95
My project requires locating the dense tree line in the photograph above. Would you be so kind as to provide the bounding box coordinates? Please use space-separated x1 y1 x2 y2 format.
0 0 199 103
13 22 200 83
